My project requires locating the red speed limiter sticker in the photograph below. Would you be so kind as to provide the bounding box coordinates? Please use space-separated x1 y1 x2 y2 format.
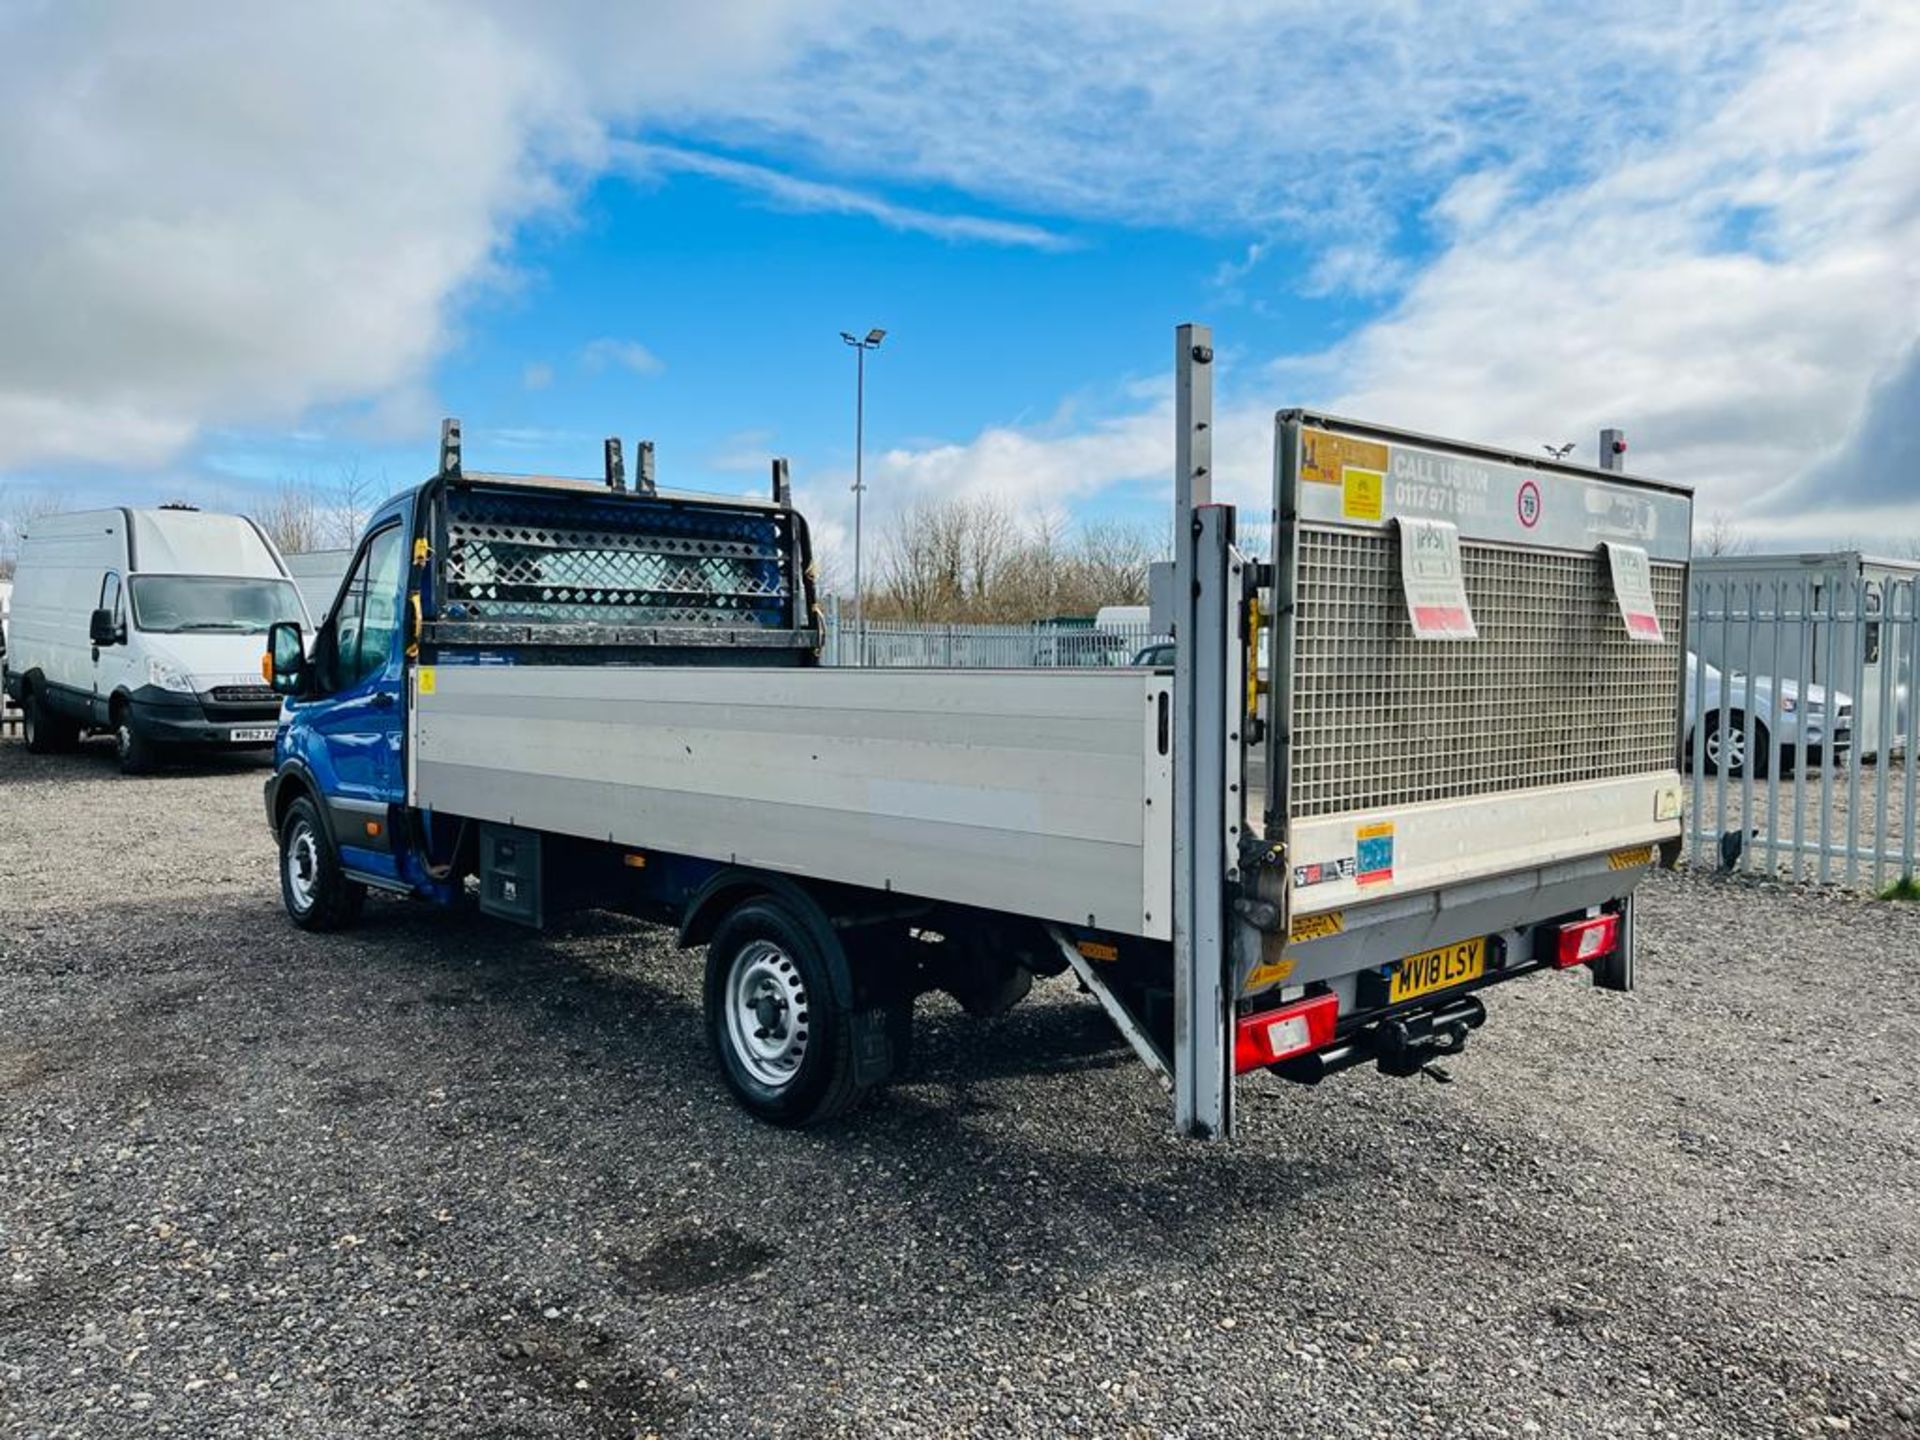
1516 478 1541 528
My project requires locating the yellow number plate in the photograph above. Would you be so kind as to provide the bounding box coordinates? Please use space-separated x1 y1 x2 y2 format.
1388 937 1486 1004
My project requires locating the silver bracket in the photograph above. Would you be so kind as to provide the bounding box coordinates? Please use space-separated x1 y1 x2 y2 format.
771 456 792 507
636 440 658 495
1046 927 1171 1090
604 437 626 491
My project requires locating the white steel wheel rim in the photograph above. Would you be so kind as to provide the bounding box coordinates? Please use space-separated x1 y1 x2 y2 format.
286 821 320 911
116 723 133 760
726 939 810 1089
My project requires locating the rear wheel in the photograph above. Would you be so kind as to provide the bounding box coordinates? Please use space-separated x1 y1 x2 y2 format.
279 795 366 931
704 898 871 1126
22 687 75 754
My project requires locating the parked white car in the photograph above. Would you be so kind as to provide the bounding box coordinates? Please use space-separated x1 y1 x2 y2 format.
1685 653 1852 778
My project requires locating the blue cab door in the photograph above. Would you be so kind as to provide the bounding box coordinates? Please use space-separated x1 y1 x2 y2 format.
297 519 409 875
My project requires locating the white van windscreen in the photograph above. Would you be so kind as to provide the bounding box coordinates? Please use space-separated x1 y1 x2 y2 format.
127 576 304 634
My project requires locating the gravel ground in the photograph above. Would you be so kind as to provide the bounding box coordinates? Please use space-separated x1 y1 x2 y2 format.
3 734 1919 1439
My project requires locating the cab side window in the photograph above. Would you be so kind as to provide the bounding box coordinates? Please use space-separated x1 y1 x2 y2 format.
354 528 407 684
327 525 404 692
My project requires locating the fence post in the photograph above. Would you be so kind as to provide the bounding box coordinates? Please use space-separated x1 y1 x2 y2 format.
1904 578 1919 883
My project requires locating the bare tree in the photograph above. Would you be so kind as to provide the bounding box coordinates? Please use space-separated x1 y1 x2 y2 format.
254 482 327 556
1696 512 1752 557
870 496 1163 623
254 460 384 554
326 458 375 548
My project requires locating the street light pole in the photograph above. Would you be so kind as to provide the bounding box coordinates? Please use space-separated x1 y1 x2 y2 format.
840 328 885 664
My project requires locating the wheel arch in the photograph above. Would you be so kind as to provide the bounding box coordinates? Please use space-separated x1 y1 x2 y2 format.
269 763 335 850
678 868 856 1009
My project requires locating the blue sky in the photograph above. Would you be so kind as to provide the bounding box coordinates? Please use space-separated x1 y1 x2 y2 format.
3 2 1918 567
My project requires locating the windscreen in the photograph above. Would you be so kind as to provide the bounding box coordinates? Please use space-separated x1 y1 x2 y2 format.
128 575 305 634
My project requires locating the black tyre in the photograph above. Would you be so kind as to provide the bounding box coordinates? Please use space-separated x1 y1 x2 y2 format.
1700 713 1769 779
704 898 870 1126
22 686 74 754
279 795 366 931
113 703 160 775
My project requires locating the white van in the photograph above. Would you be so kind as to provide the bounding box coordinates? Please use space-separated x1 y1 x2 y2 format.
2 506 309 771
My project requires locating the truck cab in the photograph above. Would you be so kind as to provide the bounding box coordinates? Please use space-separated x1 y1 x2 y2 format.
266 489 425 909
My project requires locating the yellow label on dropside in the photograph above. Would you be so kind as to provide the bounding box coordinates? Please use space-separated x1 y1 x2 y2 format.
1289 911 1344 944
1077 940 1119 964
417 667 436 696
1245 958 1296 990
1609 845 1655 870
1342 465 1385 521
1301 429 1389 486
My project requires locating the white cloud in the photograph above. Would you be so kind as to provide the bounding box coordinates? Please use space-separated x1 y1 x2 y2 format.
796 3 1920 547
705 1 1810 237
1320 3 1920 523
580 337 666 377
0 1 841 471
522 362 554 391
617 143 1072 251
2 0 1912 544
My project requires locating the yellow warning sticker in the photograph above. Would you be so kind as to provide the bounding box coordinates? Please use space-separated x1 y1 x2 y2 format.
1608 845 1654 870
417 667 436 696
1245 958 1296 990
1342 465 1385 521
1076 940 1119 964
1288 911 1345 944
1301 428 1389 486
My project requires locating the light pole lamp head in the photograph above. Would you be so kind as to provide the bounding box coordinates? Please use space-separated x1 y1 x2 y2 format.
865 328 886 346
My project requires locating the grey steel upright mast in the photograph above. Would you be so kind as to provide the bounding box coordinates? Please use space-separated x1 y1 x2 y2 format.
1171 323 1240 1139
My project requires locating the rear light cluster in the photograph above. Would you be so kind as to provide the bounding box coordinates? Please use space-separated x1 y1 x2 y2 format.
1553 913 1619 969
1233 993 1337 1075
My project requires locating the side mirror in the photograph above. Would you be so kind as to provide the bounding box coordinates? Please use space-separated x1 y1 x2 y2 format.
265 621 306 695
89 608 120 646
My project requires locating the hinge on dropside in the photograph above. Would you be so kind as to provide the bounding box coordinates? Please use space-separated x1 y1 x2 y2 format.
1231 835 1288 931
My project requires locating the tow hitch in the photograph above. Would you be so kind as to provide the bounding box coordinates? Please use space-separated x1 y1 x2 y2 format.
1270 994 1488 1085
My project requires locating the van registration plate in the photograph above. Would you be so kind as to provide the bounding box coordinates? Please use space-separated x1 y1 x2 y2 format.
230 727 277 743
1388 937 1485 1004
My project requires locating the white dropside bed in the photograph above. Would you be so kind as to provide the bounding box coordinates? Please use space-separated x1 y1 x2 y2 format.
409 665 1176 939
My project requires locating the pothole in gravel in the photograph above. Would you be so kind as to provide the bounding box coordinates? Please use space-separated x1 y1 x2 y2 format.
613 1220 781 1295
325 1076 397 1106
491 1315 688 1438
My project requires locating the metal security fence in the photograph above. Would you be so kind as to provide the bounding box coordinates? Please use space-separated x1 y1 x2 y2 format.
820 611 1167 669
1687 571 1918 891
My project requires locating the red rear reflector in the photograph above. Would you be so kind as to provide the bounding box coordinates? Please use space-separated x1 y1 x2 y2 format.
1234 993 1338 1074
1554 913 1619 969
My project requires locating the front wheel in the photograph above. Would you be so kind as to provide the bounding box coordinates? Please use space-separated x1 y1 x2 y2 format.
114 705 159 775
279 795 366 931
704 898 871 1126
